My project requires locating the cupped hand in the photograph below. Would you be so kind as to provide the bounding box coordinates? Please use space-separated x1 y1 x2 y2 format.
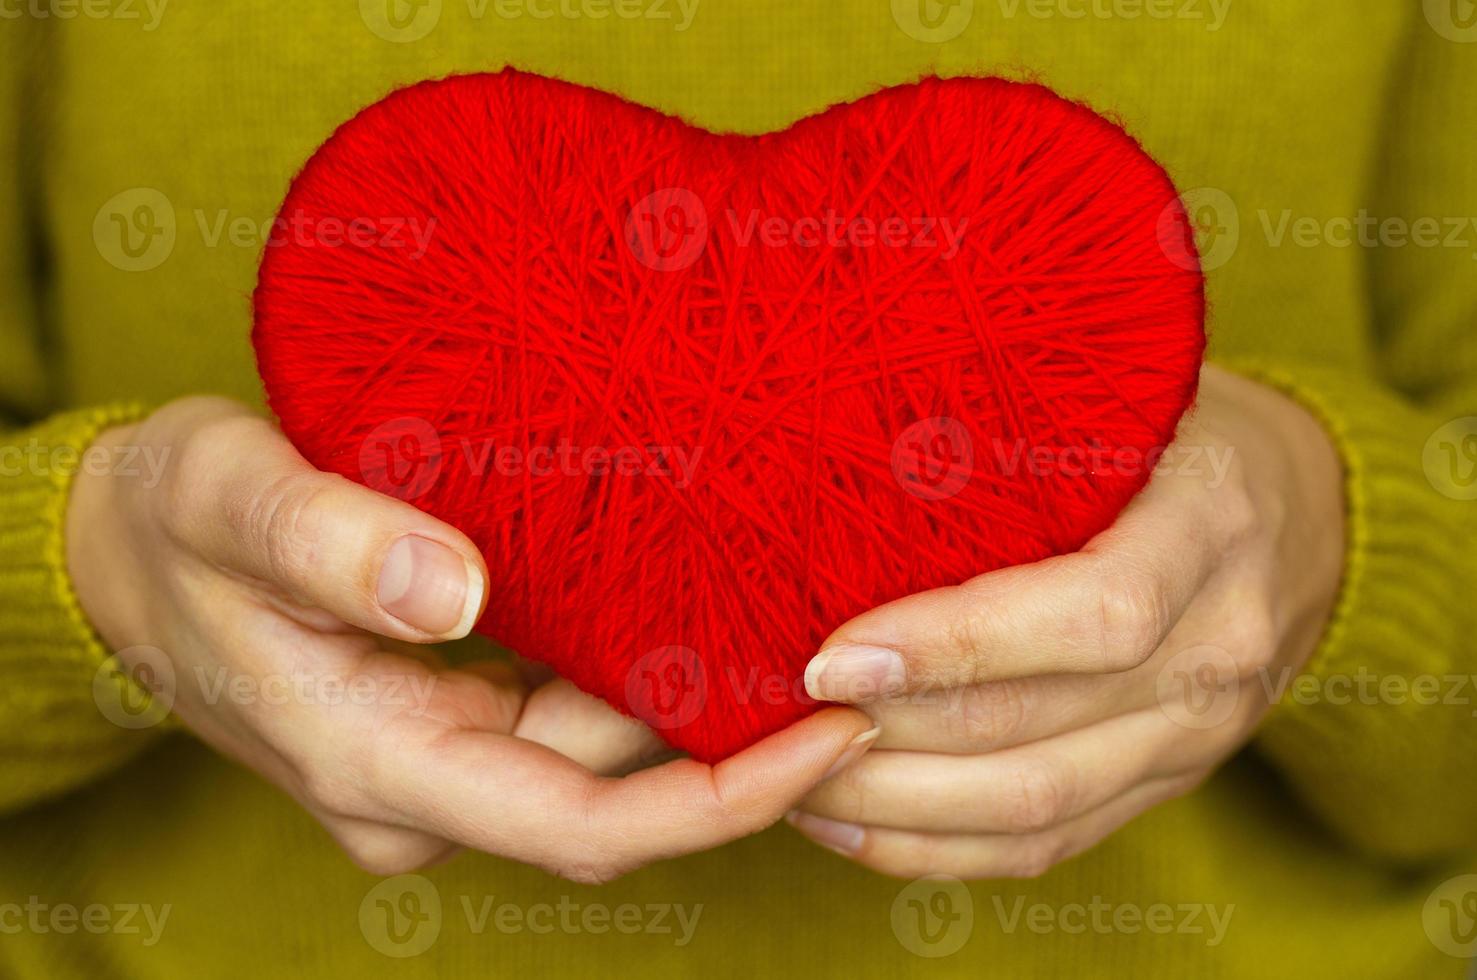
787 365 1346 879
67 397 875 883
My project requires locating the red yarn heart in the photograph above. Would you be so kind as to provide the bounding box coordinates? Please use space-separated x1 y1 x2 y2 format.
254 70 1205 761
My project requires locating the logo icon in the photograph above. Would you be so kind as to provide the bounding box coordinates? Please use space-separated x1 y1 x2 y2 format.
360 874 442 958
625 188 709 272
360 0 442 42
93 188 176 272
891 0 974 43
624 645 707 731
358 417 444 502
1425 0 1477 42
1424 874 1477 958
1156 644 1240 730
891 875 973 957
1423 418 1477 501
93 646 176 730
1159 187 1239 272
892 417 973 500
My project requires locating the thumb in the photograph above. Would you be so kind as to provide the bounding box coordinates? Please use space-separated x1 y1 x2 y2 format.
174 407 487 642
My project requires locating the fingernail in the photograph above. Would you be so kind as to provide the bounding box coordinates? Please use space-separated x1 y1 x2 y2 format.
786 811 866 856
824 725 881 781
377 536 484 638
805 646 907 702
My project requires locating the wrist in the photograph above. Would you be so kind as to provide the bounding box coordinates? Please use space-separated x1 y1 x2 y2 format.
65 422 148 654
1198 366 1347 674
1242 376 1348 673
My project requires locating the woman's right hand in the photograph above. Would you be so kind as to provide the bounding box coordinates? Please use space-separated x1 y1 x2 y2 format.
65 396 875 882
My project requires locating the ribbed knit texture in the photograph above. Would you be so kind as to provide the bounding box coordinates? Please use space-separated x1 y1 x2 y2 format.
0 405 163 816
1 3 1473 978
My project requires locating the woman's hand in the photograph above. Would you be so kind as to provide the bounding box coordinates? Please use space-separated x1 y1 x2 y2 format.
787 365 1346 879
67 397 874 883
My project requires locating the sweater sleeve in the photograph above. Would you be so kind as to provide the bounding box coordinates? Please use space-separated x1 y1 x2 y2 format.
0 22 170 815
1233 24 1477 865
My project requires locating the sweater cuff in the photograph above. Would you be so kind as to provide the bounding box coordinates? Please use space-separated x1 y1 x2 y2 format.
0 404 177 812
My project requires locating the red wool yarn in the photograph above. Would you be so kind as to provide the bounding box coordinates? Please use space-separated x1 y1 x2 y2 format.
253 70 1205 762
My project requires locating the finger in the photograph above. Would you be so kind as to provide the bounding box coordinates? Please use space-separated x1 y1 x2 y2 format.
864 669 1144 755
178 637 465 877
514 678 673 776
385 708 877 883
805 466 1228 701
216 723 463 878
314 812 460 877
866 582 1274 754
800 707 1240 835
171 410 488 642
788 772 1202 880
443 659 674 776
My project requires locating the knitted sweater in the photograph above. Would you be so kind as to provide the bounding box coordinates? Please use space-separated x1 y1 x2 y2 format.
1 2 1474 977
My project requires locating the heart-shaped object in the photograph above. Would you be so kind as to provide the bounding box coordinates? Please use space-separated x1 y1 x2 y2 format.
254 70 1204 761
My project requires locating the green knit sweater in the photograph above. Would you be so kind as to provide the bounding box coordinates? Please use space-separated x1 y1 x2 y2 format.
2 2 1475 977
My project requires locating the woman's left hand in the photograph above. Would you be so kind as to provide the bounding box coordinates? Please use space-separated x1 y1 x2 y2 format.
787 365 1347 879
